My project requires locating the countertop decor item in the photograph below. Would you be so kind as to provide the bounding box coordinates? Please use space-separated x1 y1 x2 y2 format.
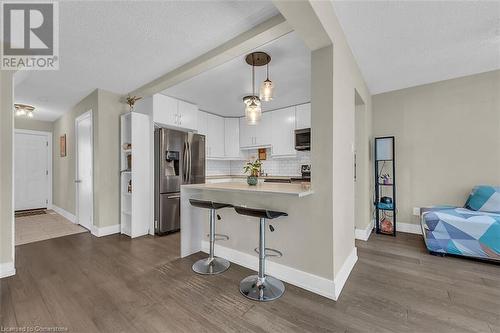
126 95 142 111
243 159 262 186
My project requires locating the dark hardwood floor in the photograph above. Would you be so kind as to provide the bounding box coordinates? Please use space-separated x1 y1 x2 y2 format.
1 231 499 332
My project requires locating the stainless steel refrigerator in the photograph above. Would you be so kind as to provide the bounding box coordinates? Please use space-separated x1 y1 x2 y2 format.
154 127 205 235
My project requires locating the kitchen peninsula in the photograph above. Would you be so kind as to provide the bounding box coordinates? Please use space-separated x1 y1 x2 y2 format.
180 181 338 299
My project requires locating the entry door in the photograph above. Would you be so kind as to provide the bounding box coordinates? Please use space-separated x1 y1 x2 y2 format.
14 132 49 210
76 112 93 230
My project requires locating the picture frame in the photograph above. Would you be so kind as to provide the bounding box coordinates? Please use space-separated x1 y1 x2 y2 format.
60 134 66 157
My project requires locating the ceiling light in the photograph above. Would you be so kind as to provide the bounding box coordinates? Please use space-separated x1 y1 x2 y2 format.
14 103 35 118
243 52 272 125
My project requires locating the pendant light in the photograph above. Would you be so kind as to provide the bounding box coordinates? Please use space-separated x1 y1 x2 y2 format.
243 53 262 125
260 62 274 101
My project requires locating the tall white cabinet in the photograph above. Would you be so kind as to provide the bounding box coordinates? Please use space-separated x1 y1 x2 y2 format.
120 112 151 238
271 106 296 157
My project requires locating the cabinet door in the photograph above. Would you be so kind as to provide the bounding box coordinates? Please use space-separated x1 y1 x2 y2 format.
224 118 240 159
207 113 225 158
153 94 178 127
255 112 272 147
295 103 311 129
271 107 296 157
239 117 256 148
177 100 198 130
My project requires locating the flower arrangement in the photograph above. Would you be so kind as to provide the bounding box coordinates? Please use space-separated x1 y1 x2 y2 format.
243 159 261 185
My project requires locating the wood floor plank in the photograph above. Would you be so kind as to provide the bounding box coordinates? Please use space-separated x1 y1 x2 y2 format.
1 231 499 332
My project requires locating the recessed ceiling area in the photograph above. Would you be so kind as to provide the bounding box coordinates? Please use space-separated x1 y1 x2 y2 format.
162 31 311 117
333 1 500 94
14 1 279 121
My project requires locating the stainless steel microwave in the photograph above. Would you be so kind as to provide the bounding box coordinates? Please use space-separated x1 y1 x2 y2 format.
295 128 310 151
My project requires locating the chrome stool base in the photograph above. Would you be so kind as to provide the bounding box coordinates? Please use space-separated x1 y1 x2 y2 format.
192 257 230 275
239 275 285 301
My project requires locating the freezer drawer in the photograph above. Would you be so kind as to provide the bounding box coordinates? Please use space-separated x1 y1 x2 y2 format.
157 193 180 235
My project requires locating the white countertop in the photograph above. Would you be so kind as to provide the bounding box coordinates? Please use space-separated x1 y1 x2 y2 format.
182 182 314 197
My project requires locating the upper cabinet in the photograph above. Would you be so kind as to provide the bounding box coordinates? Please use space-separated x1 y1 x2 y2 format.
239 112 272 149
206 112 225 159
151 94 198 131
177 100 198 130
295 103 311 129
224 118 241 159
271 106 296 157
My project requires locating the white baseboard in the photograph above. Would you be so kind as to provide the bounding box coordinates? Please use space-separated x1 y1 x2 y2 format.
355 220 374 241
0 261 16 279
51 205 77 224
397 222 422 235
91 224 120 237
201 241 357 301
333 247 358 299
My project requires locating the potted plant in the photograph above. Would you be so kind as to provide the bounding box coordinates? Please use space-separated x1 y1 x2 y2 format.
126 95 142 111
243 159 262 186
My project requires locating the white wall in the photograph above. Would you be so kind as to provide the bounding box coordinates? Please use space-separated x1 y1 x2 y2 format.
14 118 53 132
0 70 15 272
373 70 500 226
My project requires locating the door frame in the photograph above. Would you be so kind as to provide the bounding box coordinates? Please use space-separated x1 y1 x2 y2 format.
14 129 53 210
75 110 94 229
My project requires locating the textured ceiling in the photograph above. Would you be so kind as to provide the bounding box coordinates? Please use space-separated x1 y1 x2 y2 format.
14 1 279 121
333 1 500 94
163 31 310 117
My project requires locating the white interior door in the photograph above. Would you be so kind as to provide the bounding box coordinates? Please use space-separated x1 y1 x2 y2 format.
14 132 49 211
76 111 93 230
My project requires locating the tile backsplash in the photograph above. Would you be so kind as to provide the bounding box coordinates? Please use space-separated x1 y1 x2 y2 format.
206 150 311 176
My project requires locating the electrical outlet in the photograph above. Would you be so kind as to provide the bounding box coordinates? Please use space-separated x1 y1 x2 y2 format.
413 207 421 216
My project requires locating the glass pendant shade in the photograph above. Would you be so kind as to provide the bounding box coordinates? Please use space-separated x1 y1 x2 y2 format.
245 97 262 125
260 79 273 101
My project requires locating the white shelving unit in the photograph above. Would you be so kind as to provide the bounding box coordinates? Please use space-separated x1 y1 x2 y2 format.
120 112 151 238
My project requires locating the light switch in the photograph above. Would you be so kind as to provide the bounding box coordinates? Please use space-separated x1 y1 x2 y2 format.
413 207 420 216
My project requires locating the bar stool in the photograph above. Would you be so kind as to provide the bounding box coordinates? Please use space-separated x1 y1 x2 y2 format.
189 199 232 275
233 206 288 302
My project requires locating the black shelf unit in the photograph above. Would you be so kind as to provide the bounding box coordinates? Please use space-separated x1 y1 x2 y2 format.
374 136 396 236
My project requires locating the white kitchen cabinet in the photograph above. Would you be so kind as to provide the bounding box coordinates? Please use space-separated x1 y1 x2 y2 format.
206 113 225 158
295 103 311 129
152 94 177 127
197 110 208 136
271 106 296 157
239 112 272 149
177 100 198 130
224 118 241 159
151 94 198 131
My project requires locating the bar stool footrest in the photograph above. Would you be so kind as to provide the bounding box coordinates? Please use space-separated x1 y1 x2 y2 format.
254 247 283 258
206 233 229 241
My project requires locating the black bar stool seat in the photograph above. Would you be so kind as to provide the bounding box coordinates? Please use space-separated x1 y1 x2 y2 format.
189 199 232 275
189 199 232 211
234 206 288 220
233 206 287 302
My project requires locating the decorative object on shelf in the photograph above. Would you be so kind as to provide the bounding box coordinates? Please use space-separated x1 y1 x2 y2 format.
127 154 132 170
14 103 35 118
374 136 396 236
127 179 132 193
59 134 66 157
125 95 142 111
122 143 131 150
243 51 273 125
243 159 262 186
258 148 267 161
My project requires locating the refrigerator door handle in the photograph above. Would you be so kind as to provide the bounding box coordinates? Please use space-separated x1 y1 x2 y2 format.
187 141 192 183
182 142 188 183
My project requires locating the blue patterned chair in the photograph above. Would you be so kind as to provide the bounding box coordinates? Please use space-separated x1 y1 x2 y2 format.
420 186 500 261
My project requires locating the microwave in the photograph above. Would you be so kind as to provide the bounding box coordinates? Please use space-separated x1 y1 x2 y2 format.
295 128 310 151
